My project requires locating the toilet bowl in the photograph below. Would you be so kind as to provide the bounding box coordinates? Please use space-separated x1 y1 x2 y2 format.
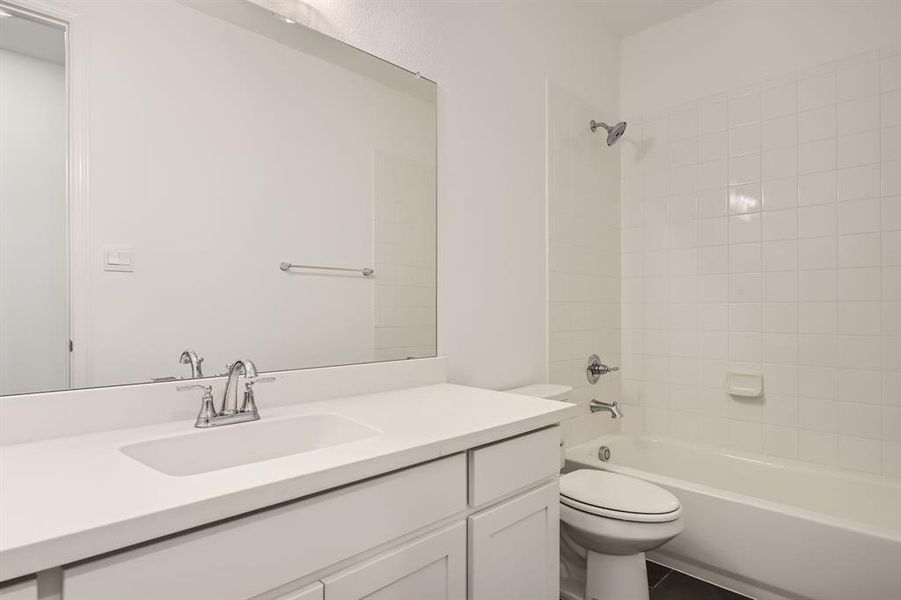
559 469 683 600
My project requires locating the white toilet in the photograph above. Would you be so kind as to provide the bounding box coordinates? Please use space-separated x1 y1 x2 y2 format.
559 469 683 600
505 384 683 600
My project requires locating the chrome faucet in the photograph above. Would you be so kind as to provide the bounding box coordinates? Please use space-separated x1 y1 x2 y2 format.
178 359 274 428
179 349 204 379
590 399 623 418
221 360 258 415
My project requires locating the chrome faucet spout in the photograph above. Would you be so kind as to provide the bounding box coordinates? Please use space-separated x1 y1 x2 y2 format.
221 359 259 415
590 399 623 419
179 350 204 379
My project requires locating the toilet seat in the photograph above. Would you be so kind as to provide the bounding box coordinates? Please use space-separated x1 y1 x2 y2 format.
560 470 681 523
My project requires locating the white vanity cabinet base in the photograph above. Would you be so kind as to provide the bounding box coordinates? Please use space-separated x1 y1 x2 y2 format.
49 426 563 600
62 455 466 600
322 522 465 600
0 578 36 600
468 481 560 600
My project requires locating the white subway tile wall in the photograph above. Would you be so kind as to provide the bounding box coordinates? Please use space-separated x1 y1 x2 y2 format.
548 82 621 446
620 46 901 478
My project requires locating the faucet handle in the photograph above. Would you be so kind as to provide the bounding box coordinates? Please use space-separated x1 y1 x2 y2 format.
177 384 218 427
240 376 274 416
586 354 619 384
177 383 212 395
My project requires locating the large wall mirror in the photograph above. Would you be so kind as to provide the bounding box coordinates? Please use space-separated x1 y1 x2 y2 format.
0 0 437 396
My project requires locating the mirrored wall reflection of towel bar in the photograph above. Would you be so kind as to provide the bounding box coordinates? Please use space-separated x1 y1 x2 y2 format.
279 262 374 277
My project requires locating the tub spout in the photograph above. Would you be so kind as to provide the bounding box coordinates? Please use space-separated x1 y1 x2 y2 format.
590 399 622 418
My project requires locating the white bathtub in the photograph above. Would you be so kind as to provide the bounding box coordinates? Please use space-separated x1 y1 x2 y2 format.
566 434 901 600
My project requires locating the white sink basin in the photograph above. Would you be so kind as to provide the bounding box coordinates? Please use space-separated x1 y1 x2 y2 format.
121 414 381 476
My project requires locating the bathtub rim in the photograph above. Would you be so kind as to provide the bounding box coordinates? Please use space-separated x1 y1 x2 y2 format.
565 433 901 545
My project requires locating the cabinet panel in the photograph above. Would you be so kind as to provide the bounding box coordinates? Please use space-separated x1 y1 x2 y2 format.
322 523 465 600
468 427 559 506
0 578 36 600
468 481 559 600
63 455 466 600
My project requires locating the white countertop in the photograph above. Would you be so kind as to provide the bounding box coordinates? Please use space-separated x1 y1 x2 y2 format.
0 383 577 580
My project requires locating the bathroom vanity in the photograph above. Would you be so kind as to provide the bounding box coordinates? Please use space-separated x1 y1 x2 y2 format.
0 370 577 599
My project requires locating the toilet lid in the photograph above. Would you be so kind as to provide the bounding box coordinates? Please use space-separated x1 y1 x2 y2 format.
560 470 681 522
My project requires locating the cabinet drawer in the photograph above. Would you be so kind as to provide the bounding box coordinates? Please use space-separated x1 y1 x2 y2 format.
322 522 465 600
63 454 466 600
467 426 559 506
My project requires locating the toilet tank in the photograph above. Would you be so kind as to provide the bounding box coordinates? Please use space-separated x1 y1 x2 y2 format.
505 383 572 401
504 384 573 468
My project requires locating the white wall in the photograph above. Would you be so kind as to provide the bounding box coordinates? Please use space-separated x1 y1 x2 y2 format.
16 0 624 393
2 0 622 405
622 0 901 118
619 0 901 478
257 0 621 389
0 49 67 395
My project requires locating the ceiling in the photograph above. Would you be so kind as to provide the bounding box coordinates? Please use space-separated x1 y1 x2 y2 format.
582 0 716 38
0 1 714 67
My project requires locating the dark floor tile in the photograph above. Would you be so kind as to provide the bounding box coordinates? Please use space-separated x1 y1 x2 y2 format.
649 568 751 600
646 561 672 588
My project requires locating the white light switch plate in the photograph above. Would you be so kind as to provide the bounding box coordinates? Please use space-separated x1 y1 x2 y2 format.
103 246 135 272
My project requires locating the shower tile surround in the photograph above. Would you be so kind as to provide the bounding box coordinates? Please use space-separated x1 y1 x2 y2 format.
620 46 901 478
548 81 622 445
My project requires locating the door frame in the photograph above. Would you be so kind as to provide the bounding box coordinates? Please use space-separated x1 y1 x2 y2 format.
1 0 89 389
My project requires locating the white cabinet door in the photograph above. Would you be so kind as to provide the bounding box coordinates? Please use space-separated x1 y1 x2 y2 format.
0 578 37 600
468 481 559 600
322 523 465 600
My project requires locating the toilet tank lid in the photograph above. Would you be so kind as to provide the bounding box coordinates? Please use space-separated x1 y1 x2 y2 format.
504 384 573 399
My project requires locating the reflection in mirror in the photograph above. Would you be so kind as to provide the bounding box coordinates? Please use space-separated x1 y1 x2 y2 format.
0 7 67 395
0 0 437 396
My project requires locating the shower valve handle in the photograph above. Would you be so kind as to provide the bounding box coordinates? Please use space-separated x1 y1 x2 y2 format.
586 354 619 384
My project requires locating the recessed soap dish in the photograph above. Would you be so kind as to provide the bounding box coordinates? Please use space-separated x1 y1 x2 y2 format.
727 372 763 398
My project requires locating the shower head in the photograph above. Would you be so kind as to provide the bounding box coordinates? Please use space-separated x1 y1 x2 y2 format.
590 120 627 146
